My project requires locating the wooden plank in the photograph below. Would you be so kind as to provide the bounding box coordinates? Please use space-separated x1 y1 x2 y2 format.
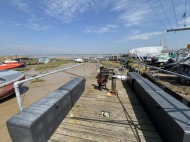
49 133 96 142
53 127 162 142
63 117 157 131
61 121 160 138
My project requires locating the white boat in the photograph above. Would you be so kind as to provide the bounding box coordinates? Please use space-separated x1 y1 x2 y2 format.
4 59 18 64
74 58 84 63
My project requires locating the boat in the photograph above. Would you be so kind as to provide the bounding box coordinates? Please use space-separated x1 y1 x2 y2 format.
4 59 18 64
0 59 25 70
0 70 25 100
73 58 84 63
38 57 50 64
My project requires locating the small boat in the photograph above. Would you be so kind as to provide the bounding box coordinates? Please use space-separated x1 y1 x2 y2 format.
0 59 25 70
0 70 25 100
39 57 50 64
4 59 18 64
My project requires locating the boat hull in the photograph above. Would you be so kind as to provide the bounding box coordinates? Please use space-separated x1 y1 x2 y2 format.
0 62 25 70
0 75 25 100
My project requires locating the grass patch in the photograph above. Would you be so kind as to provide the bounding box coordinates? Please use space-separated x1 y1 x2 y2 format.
128 62 138 69
25 58 39 65
0 56 6 62
15 67 30 72
31 78 45 83
100 61 121 68
35 58 71 71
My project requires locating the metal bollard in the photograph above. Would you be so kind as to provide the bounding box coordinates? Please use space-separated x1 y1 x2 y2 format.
111 75 117 95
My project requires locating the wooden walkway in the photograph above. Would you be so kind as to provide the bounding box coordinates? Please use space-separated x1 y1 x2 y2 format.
49 72 162 142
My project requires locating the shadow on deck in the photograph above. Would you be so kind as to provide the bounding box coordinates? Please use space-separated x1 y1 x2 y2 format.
49 73 162 142
120 80 162 142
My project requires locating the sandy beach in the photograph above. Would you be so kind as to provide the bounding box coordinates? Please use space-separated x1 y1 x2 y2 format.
0 62 98 142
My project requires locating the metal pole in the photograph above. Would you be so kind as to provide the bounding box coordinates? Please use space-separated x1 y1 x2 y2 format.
14 63 84 111
14 84 23 111
167 27 190 32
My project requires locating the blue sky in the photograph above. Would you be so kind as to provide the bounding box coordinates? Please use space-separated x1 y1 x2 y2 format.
0 0 190 55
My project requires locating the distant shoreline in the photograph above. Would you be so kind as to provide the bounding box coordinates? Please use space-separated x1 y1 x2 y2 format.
0 54 124 59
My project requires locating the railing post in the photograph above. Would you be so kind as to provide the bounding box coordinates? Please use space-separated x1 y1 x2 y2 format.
14 83 23 111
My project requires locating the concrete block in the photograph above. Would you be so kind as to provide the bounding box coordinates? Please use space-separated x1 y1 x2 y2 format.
7 77 86 142
131 75 190 142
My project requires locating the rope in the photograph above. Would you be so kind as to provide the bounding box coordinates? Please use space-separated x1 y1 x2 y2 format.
171 0 179 28
184 0 188 27
147 0 167 30
159 0 172 29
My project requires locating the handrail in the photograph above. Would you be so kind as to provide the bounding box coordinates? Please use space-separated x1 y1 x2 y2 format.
138 63 190 80
14 63 84 111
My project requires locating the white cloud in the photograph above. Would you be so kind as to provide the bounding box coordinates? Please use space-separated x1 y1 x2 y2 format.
112 0 150 27
112 0 130 11
186 17 190 26
43 0 102 22
179 17 190 27
121 9 150 27
26 22 49 31
0 47 5 50
116 31 161 43
84 24 118 33
11 15 49 30
128 32 161 40
14 23 22 26
26 16 49 30
12 0 105 23
12 0 30 12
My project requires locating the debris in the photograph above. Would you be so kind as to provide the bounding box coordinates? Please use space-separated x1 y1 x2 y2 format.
101 111 110 117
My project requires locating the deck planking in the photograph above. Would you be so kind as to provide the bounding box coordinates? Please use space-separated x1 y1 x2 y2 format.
49 72 162 142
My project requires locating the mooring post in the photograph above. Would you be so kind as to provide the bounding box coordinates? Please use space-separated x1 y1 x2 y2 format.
111 73 117 95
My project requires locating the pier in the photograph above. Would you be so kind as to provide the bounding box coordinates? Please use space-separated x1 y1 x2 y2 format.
5 63 190 142
49 71 162 142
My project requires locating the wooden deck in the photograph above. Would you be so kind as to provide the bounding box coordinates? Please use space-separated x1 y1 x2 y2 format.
49 72 162 142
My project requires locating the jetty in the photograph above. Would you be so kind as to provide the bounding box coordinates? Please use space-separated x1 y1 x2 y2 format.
6 65 190 142
49 72 162 142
